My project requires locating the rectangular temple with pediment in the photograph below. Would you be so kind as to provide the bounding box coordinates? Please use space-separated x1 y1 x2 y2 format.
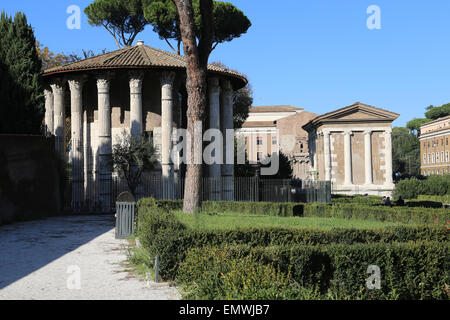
303 102 400 197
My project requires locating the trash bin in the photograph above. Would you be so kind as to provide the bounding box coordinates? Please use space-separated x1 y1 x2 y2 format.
115 192 136 239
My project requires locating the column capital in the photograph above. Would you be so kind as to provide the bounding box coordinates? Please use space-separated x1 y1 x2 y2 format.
221 79 232 91
50 79 65 93
96 73 114 92
384 128 392 135
68 77 87 92
208 77 220 89
363 130 373 136
44 88 53 99
160 71 176 87
321 129 331 136
343 129 353 136
129 72 144 93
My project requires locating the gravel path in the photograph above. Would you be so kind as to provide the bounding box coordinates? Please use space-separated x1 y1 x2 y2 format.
0 215 180 300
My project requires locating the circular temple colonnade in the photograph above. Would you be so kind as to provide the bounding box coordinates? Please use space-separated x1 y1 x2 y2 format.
42 42 247 212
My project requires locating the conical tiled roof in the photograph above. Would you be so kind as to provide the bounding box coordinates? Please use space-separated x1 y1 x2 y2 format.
42 44 247 88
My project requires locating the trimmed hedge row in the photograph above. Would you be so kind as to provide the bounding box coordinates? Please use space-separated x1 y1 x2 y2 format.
177 242 450 300
418 194 450 204
137 198 450 226
394 175 450 199
135 200 449 281
146 226 448 281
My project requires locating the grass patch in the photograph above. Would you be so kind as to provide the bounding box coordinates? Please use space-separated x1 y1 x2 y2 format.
174 210 408 231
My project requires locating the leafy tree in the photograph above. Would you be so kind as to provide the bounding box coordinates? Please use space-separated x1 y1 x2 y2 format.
406 118 431 137
260 152 293 180
144 0 251 54
112 132 157 198
85 0 149 48
392 127 421 180
425 103 450 120
0 11 44 134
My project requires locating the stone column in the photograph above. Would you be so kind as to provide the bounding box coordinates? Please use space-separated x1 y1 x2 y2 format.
221 79 234 200
323 130 332 181
50 80 65 158
44 89 54 136
97 74 113 212
208 77 221 201
68 78 85 211
161 71 176 199
129 72 144 137
83 109 92 208
384 129 393 185
364 130 373 185
344 130 353 185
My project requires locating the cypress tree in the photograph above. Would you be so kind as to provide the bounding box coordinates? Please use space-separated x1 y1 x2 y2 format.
0 11 44 134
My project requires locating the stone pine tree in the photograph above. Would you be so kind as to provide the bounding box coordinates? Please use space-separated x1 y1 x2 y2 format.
144 0 251 55
0 11 44 134
173 0 250 214
85 0 150 48
173 0 215 214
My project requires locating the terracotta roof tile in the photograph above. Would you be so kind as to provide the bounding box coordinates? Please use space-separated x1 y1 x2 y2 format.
42 44 247 88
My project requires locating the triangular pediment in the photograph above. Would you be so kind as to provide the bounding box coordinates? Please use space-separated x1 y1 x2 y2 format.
317 102 399 122
302 102 400 131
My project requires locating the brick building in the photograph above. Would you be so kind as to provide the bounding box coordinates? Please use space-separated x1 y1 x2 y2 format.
420 115 450 176
236 106 317 179
303 102 399 196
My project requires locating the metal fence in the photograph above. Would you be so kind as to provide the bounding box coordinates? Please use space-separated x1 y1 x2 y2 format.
64 174 331 212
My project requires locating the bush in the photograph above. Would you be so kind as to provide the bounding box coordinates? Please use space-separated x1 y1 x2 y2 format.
177 242 450 300
303 203 449 226
418 195 450 204
142 220 447 280
394 175 450 199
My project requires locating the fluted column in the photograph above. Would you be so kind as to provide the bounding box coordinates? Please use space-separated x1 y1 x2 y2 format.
323 130 332 181
344 130 353 185
129 72 144 137
364 130 373 185
384 129 393 185
44 89 54 136
50 80 65 158
221 79 234 200
97 74 113 212
83 109 93 208
161 71 176 199
208 77 221 201
68 78 85 212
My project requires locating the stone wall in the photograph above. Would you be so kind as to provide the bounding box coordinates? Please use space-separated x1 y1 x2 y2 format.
0 135 61 225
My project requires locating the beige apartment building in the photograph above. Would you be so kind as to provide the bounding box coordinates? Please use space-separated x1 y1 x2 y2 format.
303 102 399 196
236 106 317 179
420 115 450 176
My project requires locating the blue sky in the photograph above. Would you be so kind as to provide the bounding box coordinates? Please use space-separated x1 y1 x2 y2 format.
2 0 450 127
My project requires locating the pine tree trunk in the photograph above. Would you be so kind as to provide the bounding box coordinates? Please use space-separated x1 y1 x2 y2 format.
174 0 214 214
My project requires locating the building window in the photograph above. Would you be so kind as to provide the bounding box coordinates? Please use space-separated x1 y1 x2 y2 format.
442 151 445 163
423 154 427 164
257 137 263 146
432 153 435 164
436 152 440 163
442 139 444 146
272 136 277 145
447 151 449 163
428 154 431 164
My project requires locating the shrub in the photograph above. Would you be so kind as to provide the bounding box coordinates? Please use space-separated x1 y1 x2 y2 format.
394 175 450 199
144 222 447 280
177 242 450 300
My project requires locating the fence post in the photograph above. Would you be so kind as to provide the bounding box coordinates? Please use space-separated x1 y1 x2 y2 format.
154 255 160 283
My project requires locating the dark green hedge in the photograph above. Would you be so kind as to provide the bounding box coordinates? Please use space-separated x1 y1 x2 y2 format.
137 198 450 226
394 175 450 199
177 242 450 300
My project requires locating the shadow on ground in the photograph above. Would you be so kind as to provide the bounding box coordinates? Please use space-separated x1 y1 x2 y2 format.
0 215 115 289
